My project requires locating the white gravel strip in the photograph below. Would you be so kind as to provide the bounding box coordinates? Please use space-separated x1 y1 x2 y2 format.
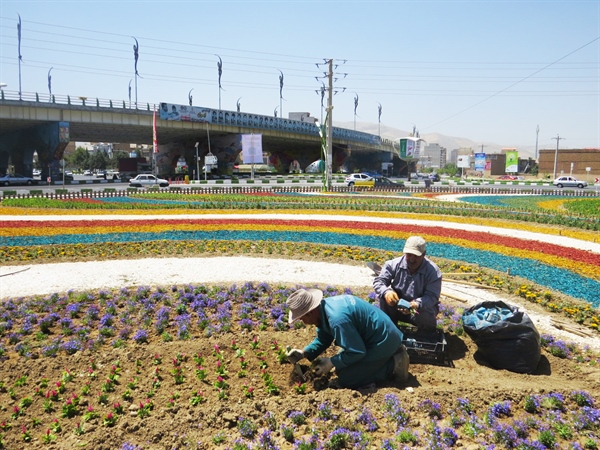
0 257 374 299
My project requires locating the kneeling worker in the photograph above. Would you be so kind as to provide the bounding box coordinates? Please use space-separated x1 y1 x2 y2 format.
373 236 442 332
285 288 409 389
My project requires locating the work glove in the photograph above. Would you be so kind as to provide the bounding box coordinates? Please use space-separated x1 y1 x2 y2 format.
384 289 400 306
286 348 305 364
314 357 334 376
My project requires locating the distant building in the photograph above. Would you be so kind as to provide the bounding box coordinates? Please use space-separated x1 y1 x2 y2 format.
538 148 600 178
420 143 447 169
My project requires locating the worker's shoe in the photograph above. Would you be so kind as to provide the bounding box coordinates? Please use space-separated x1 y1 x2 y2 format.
328 379 342 389
392 345 410 383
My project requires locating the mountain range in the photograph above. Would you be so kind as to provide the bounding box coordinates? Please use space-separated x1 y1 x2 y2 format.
336 121 536 159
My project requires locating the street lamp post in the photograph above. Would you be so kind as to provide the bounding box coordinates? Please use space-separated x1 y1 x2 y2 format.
195 142 200 182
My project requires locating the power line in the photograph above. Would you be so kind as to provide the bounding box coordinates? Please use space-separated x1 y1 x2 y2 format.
422 36 600 131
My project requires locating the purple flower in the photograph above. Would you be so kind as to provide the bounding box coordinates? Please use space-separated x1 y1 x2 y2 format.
132 329 148 343
99 314 114 327
490 401 512 418
120 443 143 450
571 406 600 431
441 427 458 447
419 399 443 419
570 390 594 407
357 407 378 431
66 303 82 318
492 422 518 447
383 394 409 428
86 305 99 321
62 339 82 355
239 318 254 330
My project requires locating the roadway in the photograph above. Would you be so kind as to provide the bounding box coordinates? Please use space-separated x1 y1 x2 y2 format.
1 174 589 197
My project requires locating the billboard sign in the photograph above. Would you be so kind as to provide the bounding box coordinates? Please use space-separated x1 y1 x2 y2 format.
474 153 486 171
398 138 421 159
241 134 263 164
505 150 519 173
159 103 211 123
457 155 471 168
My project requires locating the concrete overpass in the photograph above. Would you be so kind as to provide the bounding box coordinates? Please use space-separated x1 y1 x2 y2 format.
0 90 399 179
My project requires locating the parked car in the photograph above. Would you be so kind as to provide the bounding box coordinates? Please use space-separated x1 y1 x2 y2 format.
553 176 588 189
428 173 440 182
129 174 170 188
83 170 93 176
409 172 428 180
59 171 74 181
352 176 405 188
0 173 36 186
345 173 373 186
33 169 41 177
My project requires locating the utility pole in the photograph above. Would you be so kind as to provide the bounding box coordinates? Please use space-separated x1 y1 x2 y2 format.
552 134 565 179
535 125 539 162
326 59 334 191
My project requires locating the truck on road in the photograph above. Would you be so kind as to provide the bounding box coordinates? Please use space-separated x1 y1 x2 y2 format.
118 157 152 181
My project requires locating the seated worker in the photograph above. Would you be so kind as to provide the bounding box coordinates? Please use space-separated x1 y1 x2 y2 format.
373 236 442 332
285 288 409 389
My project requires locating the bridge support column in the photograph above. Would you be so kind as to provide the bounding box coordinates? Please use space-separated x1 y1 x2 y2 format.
0 121 70 180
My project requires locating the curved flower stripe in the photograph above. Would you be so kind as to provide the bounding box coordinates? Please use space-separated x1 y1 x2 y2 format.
4 219 599 271
456 195 572 210
3 221 599 282
0 205 598 244
2 229 598 305
536 199 569 211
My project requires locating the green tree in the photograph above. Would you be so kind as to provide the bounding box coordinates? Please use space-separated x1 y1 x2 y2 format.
442 163 458 177
69 147 91 172
90 151 108 171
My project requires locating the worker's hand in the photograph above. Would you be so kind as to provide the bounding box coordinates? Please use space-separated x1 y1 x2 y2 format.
384 289 399 306
313 357 334 376
286 348 305 364
399 301 419 315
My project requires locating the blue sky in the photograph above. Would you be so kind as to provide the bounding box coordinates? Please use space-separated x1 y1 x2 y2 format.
1 0 598 151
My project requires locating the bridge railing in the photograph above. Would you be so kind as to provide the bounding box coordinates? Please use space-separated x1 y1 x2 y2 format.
0 89 153 111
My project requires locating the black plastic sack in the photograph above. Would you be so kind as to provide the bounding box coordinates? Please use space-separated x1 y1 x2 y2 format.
461 300 541 374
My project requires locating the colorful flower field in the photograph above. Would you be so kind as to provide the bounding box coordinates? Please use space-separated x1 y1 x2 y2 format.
0 191 598 449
